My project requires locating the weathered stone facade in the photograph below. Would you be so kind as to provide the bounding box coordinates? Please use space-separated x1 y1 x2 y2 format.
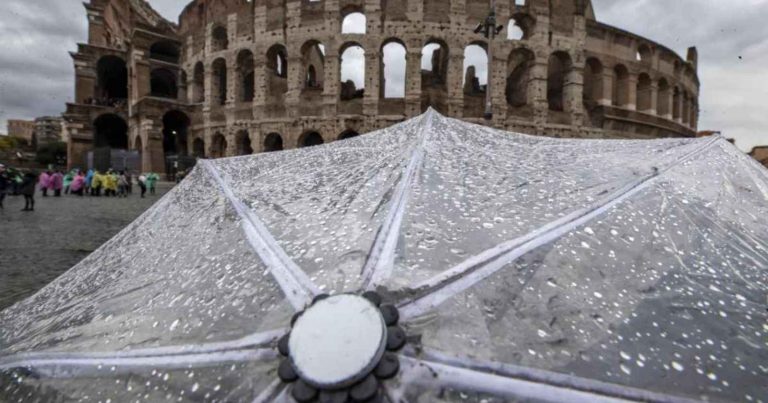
750 146 768 169
64 0 700 175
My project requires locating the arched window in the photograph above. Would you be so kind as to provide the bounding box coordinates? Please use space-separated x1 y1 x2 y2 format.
463 44 488 95
264 133 284 152
212 58 227 106
212 26 228 52
192 138 205 158
636 73 652 112
341 12 366 34
506 48 534 107
210 133 227 158
150 68 178 99
267 45 288 78
235 130 253 155
162 111 190 157
193 62 205 103
657 78 671 117
421 41 448 86
299 131 324 147
672 86 681 120
237 50 255 102
682 91 690 124
583 57 603 106
340 44 365 100
150 41 180 64
94 114 128 149
612 64 630 107
381 41 406 98
302 41 325 90
547 51 572 112
637 44 652 64
96 56 128 101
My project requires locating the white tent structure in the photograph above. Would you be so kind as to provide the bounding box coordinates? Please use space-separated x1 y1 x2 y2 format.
1 110 767 402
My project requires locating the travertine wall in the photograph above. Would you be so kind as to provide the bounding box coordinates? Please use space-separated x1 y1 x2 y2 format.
64 0 701 174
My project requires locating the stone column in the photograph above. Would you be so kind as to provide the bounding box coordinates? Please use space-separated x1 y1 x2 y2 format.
625 75 637 111
565 67 584 126
405 46 423 117
530 59 549 129
447 52 465 117
600 70 613 106
285 51 303 118
364 50 381 116
647 83 658 115
323 47 340 117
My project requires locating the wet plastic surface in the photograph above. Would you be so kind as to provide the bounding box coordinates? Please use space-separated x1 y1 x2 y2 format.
1 110 767 402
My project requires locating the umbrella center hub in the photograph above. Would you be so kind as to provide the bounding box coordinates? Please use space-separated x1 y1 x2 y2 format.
288 294 387 389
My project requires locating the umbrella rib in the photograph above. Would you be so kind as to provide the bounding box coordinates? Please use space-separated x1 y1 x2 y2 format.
393 353 696 403
202 160 321 310
0 328 285 374
397 135 722 320
360 110 435 290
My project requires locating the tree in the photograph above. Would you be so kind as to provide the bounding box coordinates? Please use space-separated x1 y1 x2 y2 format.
0 136 19 152
36 141 67 167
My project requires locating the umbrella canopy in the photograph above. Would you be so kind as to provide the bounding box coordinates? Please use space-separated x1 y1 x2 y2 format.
1 110 767 402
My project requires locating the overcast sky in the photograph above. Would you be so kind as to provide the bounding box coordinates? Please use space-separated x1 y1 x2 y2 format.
0 0 766 151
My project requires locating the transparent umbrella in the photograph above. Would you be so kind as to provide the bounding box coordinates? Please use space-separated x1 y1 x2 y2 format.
1 110 767 402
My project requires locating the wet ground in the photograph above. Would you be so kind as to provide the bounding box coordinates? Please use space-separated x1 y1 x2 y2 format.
0 184 172 311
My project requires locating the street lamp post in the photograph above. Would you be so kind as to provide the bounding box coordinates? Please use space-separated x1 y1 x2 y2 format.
475 0 504 120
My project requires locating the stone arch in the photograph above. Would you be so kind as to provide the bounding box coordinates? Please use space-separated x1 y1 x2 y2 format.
235 130 253 155
150 40 180 64
463 42 488 117
338 130 359 140
212 25 228 52
162 110 190 157
302 41 325 90
96 55 128 101
237 49 255 103
267 44 288 78
583 57 603 106
672 86 681 120
341 11 366 34
421 39 449 113
150 68 178 99
193 62 205 103
264 133 284 152
657 78 671 117
381 39 407 98
93 114 128 149
298 131 324 148
505 47 535 107
636 73 652 112
547 51 572 112
210 132 227 158
340 42 365 103
507 13 535 41
192 137 205 158
212 58 227 106
637 43 652 64
266 44 288 115
612 64 630 107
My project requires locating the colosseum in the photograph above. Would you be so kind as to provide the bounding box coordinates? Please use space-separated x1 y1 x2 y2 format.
64 0 700 175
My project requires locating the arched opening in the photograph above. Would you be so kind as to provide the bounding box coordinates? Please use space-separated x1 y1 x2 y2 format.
150 68 178 99
341 12 366 34
150 41 180 64
302 41 325 90
96 56 128 101
162 110 190 157
264 133 284 152
340 43 365 101
266 45 288 115
299 131 324 148
637 44 652 64
682 91 690 125
505 48 534 107
210 133 227 158
235 130 253 155
381 41 407 98
237 50 255 102
267 45 288 78
583 57 603 107
636 73 652 112
193 62 205 103
463 43 488 117
192 138 205 158
612 64 630 107
547 51 572 112
212 26 228 52
306 65 318 88
506 14 534 41
338 130 359 140
212 58 227 106
673 87 681 120
93 114 128 149
134 135 144 168
657 78 670 117
421 39 449 113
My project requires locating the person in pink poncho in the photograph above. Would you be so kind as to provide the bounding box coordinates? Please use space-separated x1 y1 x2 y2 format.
38 171 51 197
70 171 85 196
51 170 64 197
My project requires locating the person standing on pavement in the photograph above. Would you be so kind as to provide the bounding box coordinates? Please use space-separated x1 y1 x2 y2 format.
91 170 102 196
39 170 51 197
63 170 74 195
137 173 147 198
20 171 37 211
85 169 94 195
52 170 64 197
70 171 85 196
0 164 9 210
146 172 159 195
117 171 128 198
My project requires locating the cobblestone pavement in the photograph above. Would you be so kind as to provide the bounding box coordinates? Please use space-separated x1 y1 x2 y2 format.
0 184 172 311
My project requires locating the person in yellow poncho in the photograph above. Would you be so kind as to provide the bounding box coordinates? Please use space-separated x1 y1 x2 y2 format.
90 170 102 196
102 169 118 197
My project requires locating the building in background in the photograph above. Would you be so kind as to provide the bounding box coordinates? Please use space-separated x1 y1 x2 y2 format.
7 120 36 149
33 116 66 148
65 0 701 176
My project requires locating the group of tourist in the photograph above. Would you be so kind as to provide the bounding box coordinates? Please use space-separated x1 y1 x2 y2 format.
0 163 160 212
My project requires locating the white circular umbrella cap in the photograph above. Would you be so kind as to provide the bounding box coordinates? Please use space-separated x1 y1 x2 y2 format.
288 294 387 388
